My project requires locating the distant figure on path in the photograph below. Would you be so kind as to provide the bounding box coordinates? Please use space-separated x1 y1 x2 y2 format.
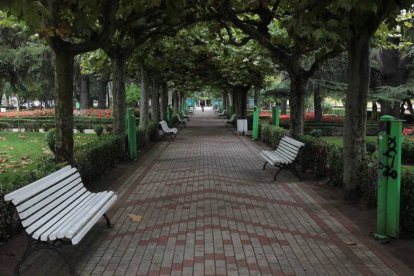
200 100 205 112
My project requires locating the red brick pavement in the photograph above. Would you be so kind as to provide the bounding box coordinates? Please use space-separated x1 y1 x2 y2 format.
20 107 413 275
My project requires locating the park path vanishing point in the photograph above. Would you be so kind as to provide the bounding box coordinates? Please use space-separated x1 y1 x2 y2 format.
20 107 412 276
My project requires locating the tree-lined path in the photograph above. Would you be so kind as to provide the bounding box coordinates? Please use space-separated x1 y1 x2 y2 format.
19 108 411 275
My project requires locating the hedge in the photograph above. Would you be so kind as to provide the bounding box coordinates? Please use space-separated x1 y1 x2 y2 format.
260 123 414 234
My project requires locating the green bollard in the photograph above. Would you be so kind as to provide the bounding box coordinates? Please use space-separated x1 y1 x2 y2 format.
126 108 137 160
167 105 173 128
252 106 259 140
272 105 280 127
375 115 403 239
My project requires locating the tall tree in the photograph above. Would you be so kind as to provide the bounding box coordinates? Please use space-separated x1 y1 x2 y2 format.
2 1 117 163
210 1 343 136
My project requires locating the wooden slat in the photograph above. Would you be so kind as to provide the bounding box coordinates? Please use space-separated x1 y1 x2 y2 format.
34 192 93 241
65 192 115 239
46 193 98 241
71 194 117 245
55 192 110 239
282 136 305 147
17 173 81 214
22 186 87 229
4 166 74 203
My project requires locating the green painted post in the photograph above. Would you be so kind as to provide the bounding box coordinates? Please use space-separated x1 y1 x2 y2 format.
229 105 234 117
375 130 388 239
272 105 280 127
252 106 259 140
126 108 137 160
167 105 173 127
375 115 403 239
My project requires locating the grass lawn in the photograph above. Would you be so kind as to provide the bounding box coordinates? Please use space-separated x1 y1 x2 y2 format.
0 131 98 184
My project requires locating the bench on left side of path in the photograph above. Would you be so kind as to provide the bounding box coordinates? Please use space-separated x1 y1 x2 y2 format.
4 165 117 275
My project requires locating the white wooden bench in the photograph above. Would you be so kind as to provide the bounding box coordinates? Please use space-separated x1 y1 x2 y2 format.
175 114 187 127
260 136 304 181
4 165 117 274
225 114 237 127
217 109 227 118
159 120 178 139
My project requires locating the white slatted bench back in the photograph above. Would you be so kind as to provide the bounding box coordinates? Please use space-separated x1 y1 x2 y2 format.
276 137 304 159
228 114 236 122
4 166 117 245
160 120 177 134
275 137 304 163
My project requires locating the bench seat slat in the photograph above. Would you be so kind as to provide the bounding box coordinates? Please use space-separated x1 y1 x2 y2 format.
18 175 82 217
8 166 76 205
33 192 93 241
65 192 115 239
46 193 98 241
22 186 87 229
71 194 117 245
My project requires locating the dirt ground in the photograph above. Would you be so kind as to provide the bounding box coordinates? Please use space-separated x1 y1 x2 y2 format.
1 154 413 275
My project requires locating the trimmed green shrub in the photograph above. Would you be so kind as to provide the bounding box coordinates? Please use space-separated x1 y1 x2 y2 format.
297 134 333 178
75 134 122 182
0 156 63 241
308 129 323 138
76 124 86 133
45 128 56 153
94 125 104 137
402 138 414 164
401 170 414 234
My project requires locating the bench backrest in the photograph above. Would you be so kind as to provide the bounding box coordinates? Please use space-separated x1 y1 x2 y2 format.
275 136 304 163
227 114 237 122
4 166 85 230
159 120 173 132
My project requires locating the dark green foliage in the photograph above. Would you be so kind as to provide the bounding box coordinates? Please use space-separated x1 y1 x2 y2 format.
326 145 344 187
366 140 377 154
136 128 146 149
402 138 414 164
45 128 55 153
75 135 122 182
260 124 288 150
42 122 54 132
308 129 323 138
94 125 104 137
0 156 63 241
147 121 159 141
76 124 86 133
401 170 414 234
297 134 333 179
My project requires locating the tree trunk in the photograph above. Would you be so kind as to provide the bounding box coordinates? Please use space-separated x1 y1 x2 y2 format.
314 86 323 123
254 85 260 107
97 80 108 109
343 32 370 201
112 54 126 153
80 74 90 109
232 86 249 119
289 74 307 137
139 64 150 129
372 101 378 120
151 75 160 122
54 51 75 163
160 82 168 121
280 99 287 115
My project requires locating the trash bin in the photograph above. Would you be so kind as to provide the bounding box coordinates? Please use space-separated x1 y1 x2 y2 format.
237 119 248 135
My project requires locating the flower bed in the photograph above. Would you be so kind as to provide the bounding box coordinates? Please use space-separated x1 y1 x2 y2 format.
259 111 344 123
0 109 113 119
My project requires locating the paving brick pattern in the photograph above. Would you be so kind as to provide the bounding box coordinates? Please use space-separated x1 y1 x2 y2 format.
21 108 411 275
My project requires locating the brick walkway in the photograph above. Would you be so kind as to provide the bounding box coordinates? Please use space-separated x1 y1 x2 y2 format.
21 107 412 275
